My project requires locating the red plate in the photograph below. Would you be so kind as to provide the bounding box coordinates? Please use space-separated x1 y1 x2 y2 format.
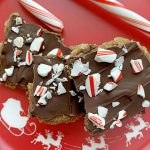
0 0 150 150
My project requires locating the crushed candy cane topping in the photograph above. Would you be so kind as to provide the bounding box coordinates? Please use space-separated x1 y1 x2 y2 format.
114 56 124 70
95 48 117 63
142 100 150 108
15 17 23 25
79 85 86 91
25 51 33 66
30 37 44 52
69 90 77 96
98 106 108 118
57 82 66 95
110 110 127 129
13 37 24 48
4 66 14 77
104 82 118 91
52 63 64 79
137 84 145 99
130 59 143 73
11 27 20 34
36 28 42 37
71 58 91 77
37 64 52 77
85 73 101 97
47 48 63 58
13 49 22 62
88 113 105 130
34 85 47 97
122 45 128 53
109 67 123 83
112 102 120 107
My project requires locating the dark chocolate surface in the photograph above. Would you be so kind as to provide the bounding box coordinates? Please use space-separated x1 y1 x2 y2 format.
31 56 83 121
71 42 150 135
0 14 71 87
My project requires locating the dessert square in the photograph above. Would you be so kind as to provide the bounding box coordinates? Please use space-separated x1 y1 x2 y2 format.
28 55 84 124
0 13 71 88
70 38 150 135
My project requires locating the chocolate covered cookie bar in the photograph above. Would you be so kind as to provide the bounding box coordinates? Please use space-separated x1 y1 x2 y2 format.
28 55 84 124
70 37 150 135
0 13 70 88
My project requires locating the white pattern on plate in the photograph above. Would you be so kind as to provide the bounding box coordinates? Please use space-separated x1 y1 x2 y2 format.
125 115 150 147
82 136 108 150
31 129 64 150
0 98 36 136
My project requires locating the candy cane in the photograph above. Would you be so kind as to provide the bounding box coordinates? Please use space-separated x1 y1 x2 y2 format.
85 73 101 97
95 48 117 63
19 0 64 32
91 0 150 37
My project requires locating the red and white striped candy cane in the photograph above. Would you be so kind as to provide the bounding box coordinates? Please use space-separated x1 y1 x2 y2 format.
34 85 47 97
19 0 64 32
85 73 101 97
91 0 150 37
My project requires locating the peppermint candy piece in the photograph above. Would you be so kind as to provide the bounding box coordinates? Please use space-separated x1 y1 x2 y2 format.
85 73 101 97
112 102 120 107
15 17 23 25
98 106 108 118
0 73 7 82
122 46 128 53
34 85 47 97
88 113 105 130
118 110 127 120
46 91 52 99
71 59 91 77
142 100 150 108
69 90 77 96
4 66 14 76
13 37 24 48
110 120 117 129
30 37 44 52
114 56 124 70
95 48 117 63
52 63 64 79
130 59 143 73
7 38 12 43
57 82 66 95
11 27 20 34
47 48 63 58
109 67 123 83
37 64 52 77
36 28 42 36
37 91 52 106
38 95 47 106
56 77 68 82
14 49 22 62
18 61 26 67
110 120 122 129
104 82 118 91
110 110 126 129
64 55 71 60
26 51 33 66
115 120 122 127
45 78 54 86
79 85 86 91
137 84 145 99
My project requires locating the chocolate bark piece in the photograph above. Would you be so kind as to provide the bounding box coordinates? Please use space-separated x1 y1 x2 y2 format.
28 56 84 124
70 38 150 135
0 13 71 88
